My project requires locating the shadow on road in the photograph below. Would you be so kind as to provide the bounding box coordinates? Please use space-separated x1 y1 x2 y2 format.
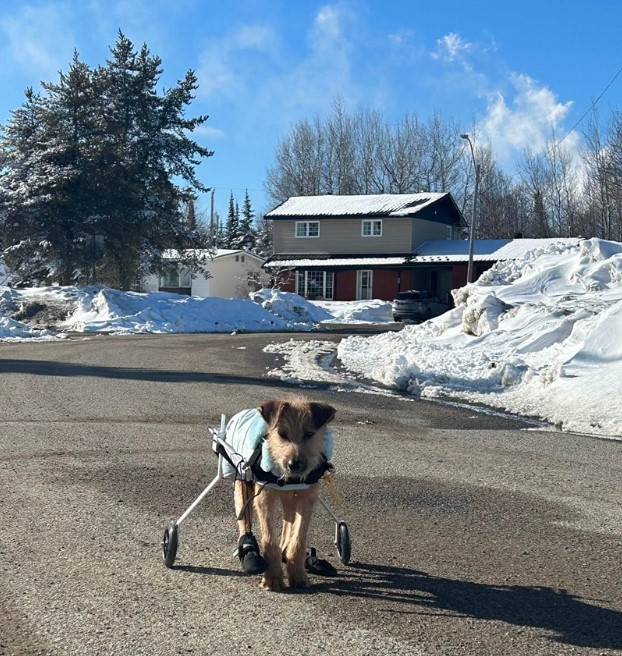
0 359 307 388
315 562 622 650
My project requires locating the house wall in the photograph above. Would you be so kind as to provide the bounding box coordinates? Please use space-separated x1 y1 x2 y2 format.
372 270 400 300
411 219 454 249
273 217 414 254
207 255 265 298
272 216 458 255
335 271 356 300
142 253 264 298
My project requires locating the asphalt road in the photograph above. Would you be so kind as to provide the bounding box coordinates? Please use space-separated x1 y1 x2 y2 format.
0 332 621 656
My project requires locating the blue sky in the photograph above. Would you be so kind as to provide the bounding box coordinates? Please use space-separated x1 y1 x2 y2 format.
2 0 622 221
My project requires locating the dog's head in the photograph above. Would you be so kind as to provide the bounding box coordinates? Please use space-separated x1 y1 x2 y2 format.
258 396 336 480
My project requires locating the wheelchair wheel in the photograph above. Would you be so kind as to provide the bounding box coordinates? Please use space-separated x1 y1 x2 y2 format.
162 520 179 568
335 521 351 565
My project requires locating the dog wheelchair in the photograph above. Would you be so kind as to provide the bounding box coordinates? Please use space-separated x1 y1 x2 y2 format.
161 415 352 570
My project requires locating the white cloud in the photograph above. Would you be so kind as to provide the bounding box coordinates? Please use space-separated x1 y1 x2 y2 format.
0 3 76 79
262 3 359 119
313 5 342 41
481 73 576 162
233 24 274 49
432 32 473 64
196 3 361 130
193 124 226 140
197 22 276 100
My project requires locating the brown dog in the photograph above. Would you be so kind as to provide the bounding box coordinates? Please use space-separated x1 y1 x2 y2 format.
234 396 336 591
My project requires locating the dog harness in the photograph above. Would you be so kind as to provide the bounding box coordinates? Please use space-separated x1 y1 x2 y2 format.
220 408 334 487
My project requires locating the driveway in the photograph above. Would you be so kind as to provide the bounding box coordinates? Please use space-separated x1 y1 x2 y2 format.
1 333 621 655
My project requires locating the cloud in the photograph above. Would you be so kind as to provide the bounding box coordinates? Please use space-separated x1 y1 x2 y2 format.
196 21 276 100
0 3 76 79
196 3 362 133
193 124 226 140
480 73 576 162
432 32 473 64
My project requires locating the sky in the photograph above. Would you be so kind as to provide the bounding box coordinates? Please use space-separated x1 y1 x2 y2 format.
2 0 622 221
1 238 621 439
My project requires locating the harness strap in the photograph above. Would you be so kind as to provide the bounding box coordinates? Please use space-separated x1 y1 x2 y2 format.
251 456 333 487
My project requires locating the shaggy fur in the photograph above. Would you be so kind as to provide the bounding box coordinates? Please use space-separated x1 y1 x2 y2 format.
234 396 336 591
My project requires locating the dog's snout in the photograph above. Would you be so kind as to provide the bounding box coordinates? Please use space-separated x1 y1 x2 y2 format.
288 459 304 473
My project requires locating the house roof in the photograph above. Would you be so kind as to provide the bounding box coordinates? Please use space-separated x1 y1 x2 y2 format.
412 237 581 262
266 193 452 218
263 238 582 269
163 248 265 263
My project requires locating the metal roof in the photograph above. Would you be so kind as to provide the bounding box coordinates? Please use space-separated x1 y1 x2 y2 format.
266 193 449 218
264 238 582 268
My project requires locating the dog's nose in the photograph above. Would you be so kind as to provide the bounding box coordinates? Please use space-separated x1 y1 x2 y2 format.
288 459 304 473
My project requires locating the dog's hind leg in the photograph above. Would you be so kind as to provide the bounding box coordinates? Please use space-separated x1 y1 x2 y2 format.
255 486 285 591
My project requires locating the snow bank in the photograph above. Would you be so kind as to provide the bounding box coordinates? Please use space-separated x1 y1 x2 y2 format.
61 288 297 333
312 299 393 324
251 288 332 325
337 238 622 437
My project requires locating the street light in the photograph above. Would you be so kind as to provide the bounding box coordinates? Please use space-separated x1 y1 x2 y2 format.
460 133 480 284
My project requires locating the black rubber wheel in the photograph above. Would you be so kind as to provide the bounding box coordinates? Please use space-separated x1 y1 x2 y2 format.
162 520 178 568
335 521 351 565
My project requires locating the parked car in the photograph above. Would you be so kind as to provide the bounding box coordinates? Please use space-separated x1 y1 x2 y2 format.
391 290 449 323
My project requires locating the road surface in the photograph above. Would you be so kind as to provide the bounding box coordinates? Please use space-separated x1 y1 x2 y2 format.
1 333 621 655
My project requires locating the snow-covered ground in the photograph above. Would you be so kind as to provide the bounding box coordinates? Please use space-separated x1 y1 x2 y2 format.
1 237 621 439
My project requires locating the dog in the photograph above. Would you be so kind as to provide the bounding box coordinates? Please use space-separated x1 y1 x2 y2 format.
230 396 336 591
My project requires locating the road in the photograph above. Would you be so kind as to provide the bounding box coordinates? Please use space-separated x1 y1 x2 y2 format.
0 332 621 656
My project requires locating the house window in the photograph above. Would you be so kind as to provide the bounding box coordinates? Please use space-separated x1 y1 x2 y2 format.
296 270 334 300
295 221 320 238
362 219 382 236
160 264 191 288
356 270 373 300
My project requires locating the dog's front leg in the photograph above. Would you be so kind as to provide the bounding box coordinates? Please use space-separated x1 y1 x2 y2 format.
254 486 284 591
285 484 320 588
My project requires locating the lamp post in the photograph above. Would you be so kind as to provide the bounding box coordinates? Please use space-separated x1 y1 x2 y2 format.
460 133 480 284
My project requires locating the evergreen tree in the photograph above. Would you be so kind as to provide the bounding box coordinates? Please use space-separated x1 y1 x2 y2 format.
185 198 198 231
237 189 256 250
225 192 239 248
0 32 214 288
254 215 273 258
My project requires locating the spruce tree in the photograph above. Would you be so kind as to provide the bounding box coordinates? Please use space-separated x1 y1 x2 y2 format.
225 192 239 248
254 215 273 258
0 32 214 289
238 189 256 250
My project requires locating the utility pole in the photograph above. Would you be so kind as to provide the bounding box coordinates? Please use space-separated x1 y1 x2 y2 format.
460 134 480 284
209 189 215 248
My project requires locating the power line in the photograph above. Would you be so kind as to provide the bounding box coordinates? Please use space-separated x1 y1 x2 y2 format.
558 63 622 145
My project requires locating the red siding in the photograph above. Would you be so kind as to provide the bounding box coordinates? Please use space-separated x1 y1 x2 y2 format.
275 270 296 293
452 264 468 289
335 271 356 301
372 270 400 300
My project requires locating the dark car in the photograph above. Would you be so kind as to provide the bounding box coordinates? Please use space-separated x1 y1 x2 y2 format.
391 290 449 323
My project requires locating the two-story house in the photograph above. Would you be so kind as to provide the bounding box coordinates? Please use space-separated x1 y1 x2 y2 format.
263 192 468 302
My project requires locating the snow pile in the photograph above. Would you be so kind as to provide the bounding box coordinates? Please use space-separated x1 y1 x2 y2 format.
313 299 393 323
251 288 332 325
337 238 622 437
0 285 329 336
61 287 302 333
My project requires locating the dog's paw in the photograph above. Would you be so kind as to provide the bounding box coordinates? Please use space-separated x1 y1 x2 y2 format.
287 571 311 589
259 574 285 591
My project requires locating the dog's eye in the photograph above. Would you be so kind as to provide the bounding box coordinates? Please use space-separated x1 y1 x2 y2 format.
278 431 289 441
303 431 314 440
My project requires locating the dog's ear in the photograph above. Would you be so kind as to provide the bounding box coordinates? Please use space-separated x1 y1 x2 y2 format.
310 402 336 428
258 400 286 426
